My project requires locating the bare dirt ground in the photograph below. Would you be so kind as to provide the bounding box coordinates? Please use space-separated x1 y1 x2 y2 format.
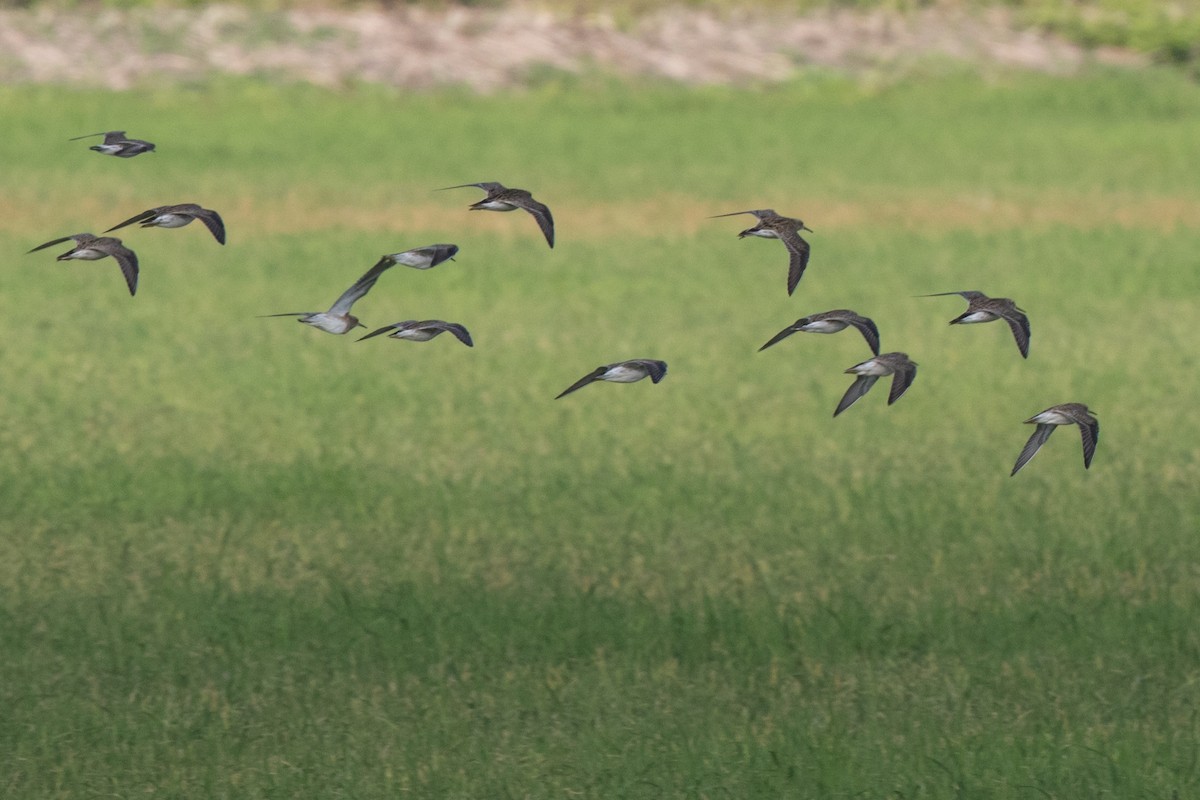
0 3 1142 90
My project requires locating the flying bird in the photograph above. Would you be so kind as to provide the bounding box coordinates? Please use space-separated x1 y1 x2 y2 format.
27 233 139 296
438 182 554 248
105 203 226 245
834 352 917 417
710 209 812 295
358 320 473 347
69 131 155 158
1011 403 1099 476
760 310 880 355
555 359 668 399
919 290 1031 358
261 259 400 335
369 244 459 272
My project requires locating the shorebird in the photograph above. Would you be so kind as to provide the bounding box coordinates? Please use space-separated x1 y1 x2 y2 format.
105 204 226 245
27 233 139 296
438 182 554 248
919 291 1030 358
358 320 473 347
556 359 668 399
710 209 812 295
369 244 459 272
69 131 155 158
1011 403 1099 476
261 259 399 335
760 310 880 355
834 352 917 417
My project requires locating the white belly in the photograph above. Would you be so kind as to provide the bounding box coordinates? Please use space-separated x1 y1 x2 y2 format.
152 214 192 229
63 248 107 261
390 252 434 269
302 313 355 334
478 201 518 211
958 311 998 324
603 365 647 383
1031 410 1073 426
848 358 892 376
392 328 436 342
747 229 779 239
801 320 848 334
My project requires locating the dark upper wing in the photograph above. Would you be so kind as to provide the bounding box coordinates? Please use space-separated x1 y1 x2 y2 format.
97 240 139 296
887 364 917 405
1079 419 1099 469
329 259 395 315
193 208 226 245
921 291 987 301
1011 423 1055 476
632 360 667 383
104 131 128 144
846 315 881 356
27 233 90 253
420 243 459 268
555 367 606 399
777 228 811 295
759 323 798 352
1000 308 1031 359
357 323 402 342
834 375 878 417
104 208 157 234
433 322 474 347
513 195 555 248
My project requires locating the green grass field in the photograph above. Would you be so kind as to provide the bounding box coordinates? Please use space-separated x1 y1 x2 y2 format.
1 66 1198 797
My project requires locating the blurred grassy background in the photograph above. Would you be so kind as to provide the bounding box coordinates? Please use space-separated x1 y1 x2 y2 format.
1 67 1198 797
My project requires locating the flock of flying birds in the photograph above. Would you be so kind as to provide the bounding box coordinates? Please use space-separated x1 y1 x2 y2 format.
29 130 1099 477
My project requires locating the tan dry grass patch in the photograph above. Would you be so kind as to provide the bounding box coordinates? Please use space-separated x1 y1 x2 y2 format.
6 189 1200 242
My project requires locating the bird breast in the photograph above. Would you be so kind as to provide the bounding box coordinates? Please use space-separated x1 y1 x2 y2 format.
303 313 356 334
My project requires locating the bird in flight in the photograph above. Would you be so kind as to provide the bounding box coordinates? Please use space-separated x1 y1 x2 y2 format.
369 244 459 272
438 182 554 248
1011 403 1099 476
358 320 474 347
834 352 917 417
27 233 140 296
105 203 226 245
261 259 400 335
760 310 880 355
710 209 812 295
69 131 156 158
919 290 1031 358
556 359 668 399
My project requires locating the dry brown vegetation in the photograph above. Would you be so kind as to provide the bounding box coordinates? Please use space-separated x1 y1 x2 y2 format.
0 3 1143 90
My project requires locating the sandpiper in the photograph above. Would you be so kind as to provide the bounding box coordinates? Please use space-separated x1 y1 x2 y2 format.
370 244 459 272
69 131 155 158
710 209 812 295
834 352 917 417
556 359 668 399
358 320 473 347
760 310 880 355
919 291 1030 358
1011 403 1099 476
438 182 554 248
261 259 399 335
105 204 226 245
27 233 139 296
